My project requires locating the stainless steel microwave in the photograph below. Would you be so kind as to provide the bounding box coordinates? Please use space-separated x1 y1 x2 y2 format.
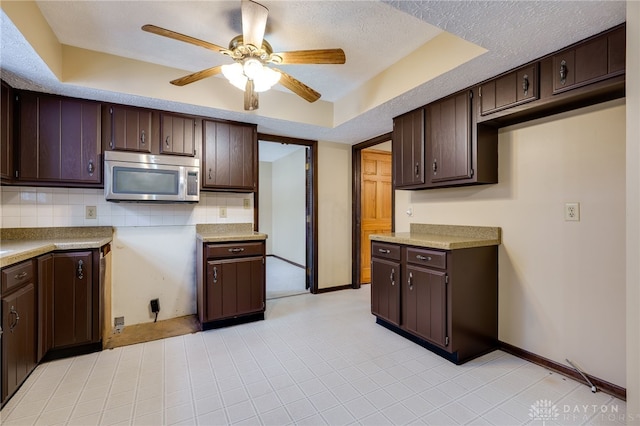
104 151 199 202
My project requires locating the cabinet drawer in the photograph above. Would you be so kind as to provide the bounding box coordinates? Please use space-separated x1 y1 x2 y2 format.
205 242 264 259
2 260 34 293
406 247 446 269
371 242 401 261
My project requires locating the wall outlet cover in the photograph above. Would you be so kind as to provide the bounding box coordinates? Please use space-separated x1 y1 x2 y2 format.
565 202 580 221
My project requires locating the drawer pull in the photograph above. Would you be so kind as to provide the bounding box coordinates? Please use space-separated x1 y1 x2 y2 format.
14 271 28 280
228 248 245 253
378 248 391 254
416 255 432 261
9 306 19 332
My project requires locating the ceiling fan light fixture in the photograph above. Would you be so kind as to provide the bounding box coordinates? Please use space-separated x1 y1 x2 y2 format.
221 62 247 90
253 66 281 92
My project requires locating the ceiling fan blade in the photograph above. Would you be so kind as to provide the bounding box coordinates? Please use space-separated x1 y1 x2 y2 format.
241 0 268 48
271 68 321 103
142 24 228 54
170 65 223 86
244 79 259 110
271 49 346 65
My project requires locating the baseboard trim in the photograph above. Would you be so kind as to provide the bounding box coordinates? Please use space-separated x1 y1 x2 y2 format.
267 254 305 269
316 284 352 294
498 341 626 401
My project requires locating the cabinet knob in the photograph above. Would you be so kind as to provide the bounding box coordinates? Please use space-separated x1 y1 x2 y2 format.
87 160 95 176
559 60 568 85
9 305 20 332
522 74 529 96
77 260 84 280
140 129 146 145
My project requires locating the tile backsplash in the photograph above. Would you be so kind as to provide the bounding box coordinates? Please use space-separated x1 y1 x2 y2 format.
0 186 253 228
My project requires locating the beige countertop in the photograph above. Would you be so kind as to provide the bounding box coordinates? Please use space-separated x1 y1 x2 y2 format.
0 227 113 268
370 224 501 250
196 223 268 243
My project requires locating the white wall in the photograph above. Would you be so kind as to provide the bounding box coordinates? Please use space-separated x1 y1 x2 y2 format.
626 0 640 416
0 189 254 325
271 148 306 266
318 141 352 289
258 162 273 254
396 100 626 387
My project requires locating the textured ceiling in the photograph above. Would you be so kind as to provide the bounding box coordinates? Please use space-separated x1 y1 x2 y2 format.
0 1 627 145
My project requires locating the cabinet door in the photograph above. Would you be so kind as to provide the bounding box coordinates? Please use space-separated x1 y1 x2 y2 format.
403 265 447 347
202 120 256 190
18 93 101 184
480 63 538 116
52 252 94 348
427 91 472 183
371 257 401 326
1 283 36 404
205 256 264 321
1 82 13 181
552 26 625 94
37 254 54 362
392 108 425 188
109 105 152 153
160 113 195 156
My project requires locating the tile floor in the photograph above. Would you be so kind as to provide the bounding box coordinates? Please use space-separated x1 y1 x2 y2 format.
266 257 307 300
0 286 625 426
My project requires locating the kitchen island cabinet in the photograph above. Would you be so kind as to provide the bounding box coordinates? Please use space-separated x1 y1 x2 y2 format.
196 224 267 329
370 224 501 364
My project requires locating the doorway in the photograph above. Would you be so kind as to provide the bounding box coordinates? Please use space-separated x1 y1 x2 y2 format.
257 133 318 297
352 133 394 287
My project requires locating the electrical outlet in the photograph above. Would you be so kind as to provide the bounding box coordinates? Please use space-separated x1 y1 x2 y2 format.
150 299 160 313
86 205 97 219
114 316 124 334
219 207 227 218
243 198 251 209
565 202 580 221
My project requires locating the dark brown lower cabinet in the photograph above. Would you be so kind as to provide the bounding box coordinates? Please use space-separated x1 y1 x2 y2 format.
52 251 96 349
37 254 53 362
197 241 266 328
371 256 401 326
1 260 36 405
371 241 498 364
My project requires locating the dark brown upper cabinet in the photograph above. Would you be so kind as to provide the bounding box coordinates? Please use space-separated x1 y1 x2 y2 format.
107 105 152 153
392 107 425 189
1 81 14 181
552 25 625 95
479 63 539 116
18 92 101 185
427 91 473 184
202 119 257 192
160 112 196 156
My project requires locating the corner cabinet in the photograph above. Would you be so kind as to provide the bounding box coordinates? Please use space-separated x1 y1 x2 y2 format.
370 241 498 364
17 92 102 185
196 240 265 329
202 120 257 192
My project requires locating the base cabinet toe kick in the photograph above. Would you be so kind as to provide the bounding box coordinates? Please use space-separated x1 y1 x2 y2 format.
370 241 498 364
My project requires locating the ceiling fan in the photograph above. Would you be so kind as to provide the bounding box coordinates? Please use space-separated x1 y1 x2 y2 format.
142 0 346 111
